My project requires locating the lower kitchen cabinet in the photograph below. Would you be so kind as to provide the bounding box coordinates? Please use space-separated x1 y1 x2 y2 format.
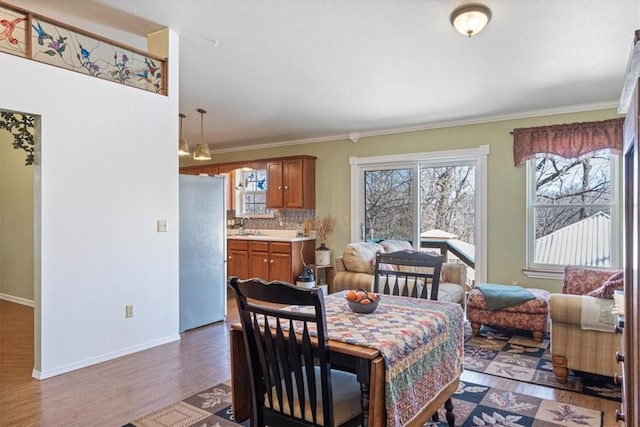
227 239 249 279
227 238 315 284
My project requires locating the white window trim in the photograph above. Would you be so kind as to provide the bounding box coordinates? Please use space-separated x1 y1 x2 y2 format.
233 170 274 218
349 145 489 284
523 153 621 279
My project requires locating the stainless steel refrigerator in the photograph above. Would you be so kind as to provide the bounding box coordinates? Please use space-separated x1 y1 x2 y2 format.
179 174 227 332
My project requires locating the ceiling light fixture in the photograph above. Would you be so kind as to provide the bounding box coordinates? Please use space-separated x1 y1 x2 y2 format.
450 4 491 38
178 113 190 156
193 108 212 161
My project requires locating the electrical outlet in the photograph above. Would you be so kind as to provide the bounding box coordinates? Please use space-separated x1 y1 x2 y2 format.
125 304 134 318
343 216 349 225
157 220 168 232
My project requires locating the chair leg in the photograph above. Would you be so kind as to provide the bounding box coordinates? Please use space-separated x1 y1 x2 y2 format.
445 397 454 427
532 331 544 342
471 322 481 336
552 355 569 384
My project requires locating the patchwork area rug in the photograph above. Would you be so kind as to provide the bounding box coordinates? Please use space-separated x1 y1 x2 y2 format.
464 327 621 402
123 380 603 427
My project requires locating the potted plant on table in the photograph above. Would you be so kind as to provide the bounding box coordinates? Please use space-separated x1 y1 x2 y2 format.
313 215 335 266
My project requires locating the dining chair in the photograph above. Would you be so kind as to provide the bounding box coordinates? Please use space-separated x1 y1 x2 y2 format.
228 276 363 427
373 250 445 301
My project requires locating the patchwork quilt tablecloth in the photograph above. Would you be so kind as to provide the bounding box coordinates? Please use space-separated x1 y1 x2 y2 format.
285 291 464 427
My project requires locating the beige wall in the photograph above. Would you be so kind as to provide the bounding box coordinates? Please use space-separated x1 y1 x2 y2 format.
182 108 621 293
0 114 34 301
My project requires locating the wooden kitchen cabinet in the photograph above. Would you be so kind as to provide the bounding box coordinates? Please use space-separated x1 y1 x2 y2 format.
227 239 249 279
267 242 295 282
266 157 315 209
248 241 295 282
228 238 315 284
248 241 270 280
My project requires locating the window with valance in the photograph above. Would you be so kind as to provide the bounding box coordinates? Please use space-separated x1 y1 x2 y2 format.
513 118 623 274
513 118 623 166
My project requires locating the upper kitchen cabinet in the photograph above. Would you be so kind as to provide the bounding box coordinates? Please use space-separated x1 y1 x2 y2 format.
266 156 316 209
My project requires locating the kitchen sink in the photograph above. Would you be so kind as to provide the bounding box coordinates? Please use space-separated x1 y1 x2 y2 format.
228 231 268 237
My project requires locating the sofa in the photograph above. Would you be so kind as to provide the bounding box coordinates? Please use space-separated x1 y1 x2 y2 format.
549 265 623 383
333 240 467 305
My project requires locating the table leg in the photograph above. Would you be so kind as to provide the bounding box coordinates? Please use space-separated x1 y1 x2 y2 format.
360 382 370 426
368 356 386 427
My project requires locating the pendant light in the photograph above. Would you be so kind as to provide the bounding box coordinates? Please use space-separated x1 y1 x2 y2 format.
193 108 212 161
178 113 190 156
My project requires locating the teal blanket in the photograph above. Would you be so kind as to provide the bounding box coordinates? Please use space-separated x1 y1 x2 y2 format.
476 283 535 311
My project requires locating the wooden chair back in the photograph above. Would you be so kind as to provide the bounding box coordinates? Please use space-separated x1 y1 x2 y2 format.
228 276 336 426
373 250 444 300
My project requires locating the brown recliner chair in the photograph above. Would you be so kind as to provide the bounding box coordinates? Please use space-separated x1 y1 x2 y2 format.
549 265 623 383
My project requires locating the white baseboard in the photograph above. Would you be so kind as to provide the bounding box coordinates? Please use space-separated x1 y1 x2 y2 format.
0 293 34 307
32 333 181 380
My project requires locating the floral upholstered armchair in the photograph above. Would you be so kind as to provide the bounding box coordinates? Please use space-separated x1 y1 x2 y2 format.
549 265 623 383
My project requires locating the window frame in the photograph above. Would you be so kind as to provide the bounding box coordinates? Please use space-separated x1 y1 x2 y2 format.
349 145 489 284
523 151 621 279
233 168 274 218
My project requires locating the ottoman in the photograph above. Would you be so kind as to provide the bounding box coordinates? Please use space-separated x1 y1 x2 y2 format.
467 287 550 342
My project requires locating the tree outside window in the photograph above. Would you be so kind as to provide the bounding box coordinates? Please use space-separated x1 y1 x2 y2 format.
529 149 616 268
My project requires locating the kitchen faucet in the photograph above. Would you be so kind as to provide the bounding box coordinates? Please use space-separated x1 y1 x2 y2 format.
240 216 251 235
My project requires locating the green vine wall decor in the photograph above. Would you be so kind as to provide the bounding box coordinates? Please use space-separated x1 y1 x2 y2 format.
0 111 35 166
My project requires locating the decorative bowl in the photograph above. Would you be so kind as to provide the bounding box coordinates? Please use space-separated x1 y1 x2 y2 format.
345 290 381 314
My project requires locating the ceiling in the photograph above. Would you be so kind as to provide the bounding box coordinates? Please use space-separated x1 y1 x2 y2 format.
15 1 640 153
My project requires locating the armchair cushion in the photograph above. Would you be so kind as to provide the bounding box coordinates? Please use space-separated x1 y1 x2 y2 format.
562 265 622 295
379 239 412 253
342 242 384 275
586 271 624 299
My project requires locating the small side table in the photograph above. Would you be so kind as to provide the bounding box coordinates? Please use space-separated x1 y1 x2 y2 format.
311 264 335 293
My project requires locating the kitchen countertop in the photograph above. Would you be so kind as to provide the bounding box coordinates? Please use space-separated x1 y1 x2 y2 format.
227 229 316 242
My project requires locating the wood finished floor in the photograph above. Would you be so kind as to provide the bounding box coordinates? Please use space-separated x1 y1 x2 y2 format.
0 298 620 426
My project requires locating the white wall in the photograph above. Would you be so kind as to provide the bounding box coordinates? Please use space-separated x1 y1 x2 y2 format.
0 30 180 378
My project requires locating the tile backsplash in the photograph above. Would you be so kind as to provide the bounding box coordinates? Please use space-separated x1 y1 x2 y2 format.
227 209 315 230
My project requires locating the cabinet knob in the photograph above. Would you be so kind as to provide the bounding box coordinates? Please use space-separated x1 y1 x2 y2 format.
616 409 625 422
263 259 268 263
284 185 288 189
270 259 274 263
616 351 625 363
228 256 232 260
614 373 620 384
278 186 282 190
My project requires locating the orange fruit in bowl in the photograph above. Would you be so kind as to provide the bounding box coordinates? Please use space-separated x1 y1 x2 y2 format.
368 292 378 300
359 298 372 304
346 290 358 301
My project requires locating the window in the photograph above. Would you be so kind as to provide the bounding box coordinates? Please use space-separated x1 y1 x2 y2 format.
351 146 488 284
526 150 619 273
235 169 268 215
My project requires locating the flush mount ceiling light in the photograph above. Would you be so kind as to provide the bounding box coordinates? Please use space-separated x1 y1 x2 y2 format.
193 108 212 161
450 3 491 37
178 113 190 156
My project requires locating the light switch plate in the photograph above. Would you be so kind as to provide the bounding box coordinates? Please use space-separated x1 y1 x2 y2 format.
157 220 168 232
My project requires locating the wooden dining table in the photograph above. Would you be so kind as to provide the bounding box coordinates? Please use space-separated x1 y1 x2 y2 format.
230 291 464 427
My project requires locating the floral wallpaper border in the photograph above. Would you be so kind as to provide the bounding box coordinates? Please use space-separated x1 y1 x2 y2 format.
0 2 166 95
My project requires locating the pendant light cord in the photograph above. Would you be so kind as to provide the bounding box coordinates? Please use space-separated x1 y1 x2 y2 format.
197 108 207 143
